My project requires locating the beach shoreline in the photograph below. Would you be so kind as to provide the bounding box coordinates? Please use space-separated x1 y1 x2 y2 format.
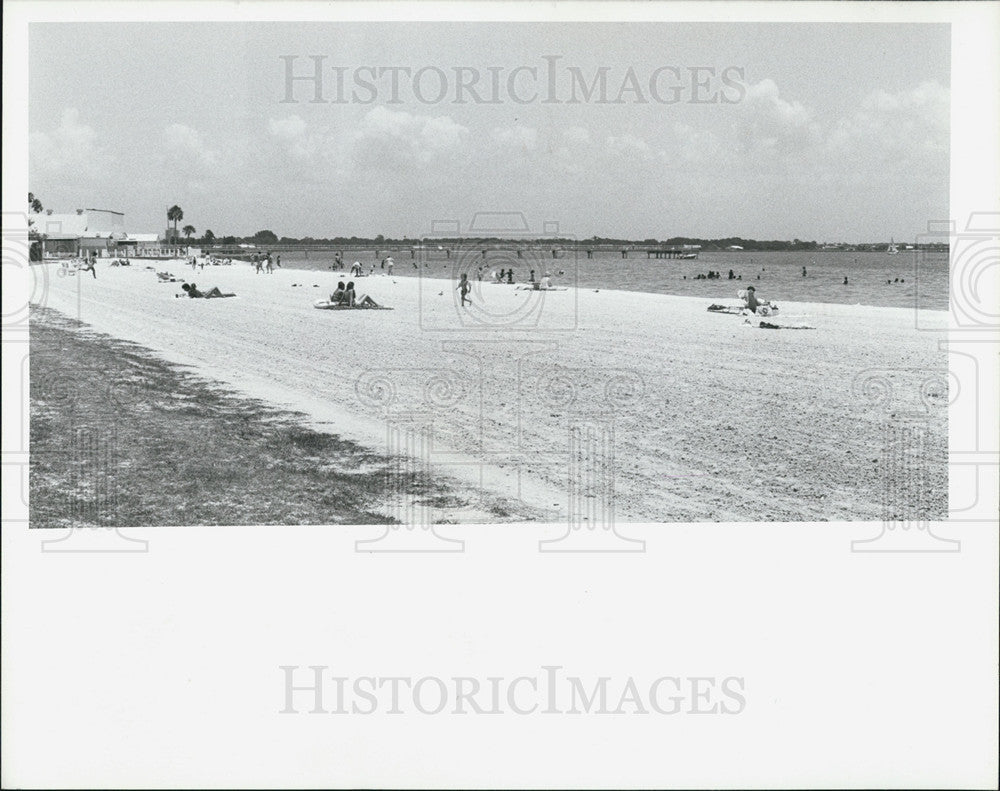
30 260 949 522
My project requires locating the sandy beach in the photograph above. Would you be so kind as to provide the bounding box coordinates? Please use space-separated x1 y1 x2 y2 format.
31 260 948 522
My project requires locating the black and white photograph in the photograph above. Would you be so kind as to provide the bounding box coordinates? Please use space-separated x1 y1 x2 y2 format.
3 1 998 788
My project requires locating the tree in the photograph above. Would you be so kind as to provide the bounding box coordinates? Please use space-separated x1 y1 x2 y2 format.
252 230 278 244
28 192 43 213
167 205 184 240
203 229 216 243
182 225 196 240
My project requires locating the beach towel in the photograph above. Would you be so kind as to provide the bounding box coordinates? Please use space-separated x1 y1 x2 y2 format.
313 300 393 311
758 320 814 330
707 304 744 314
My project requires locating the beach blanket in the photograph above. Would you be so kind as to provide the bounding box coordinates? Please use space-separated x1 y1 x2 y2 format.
758 320 814 330
313 300 392 311
707 304 744 315
707 302 778 316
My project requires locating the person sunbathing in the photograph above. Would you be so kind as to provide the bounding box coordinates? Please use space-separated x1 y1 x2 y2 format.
181 282 235 299
344 281 382 308
330 280 347 304
741 285 776 314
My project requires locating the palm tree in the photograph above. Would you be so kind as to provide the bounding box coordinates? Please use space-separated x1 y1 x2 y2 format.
28 192 43 213
182 225 196 241
167 205 184 241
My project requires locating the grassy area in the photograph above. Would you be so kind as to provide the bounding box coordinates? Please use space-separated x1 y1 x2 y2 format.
30 306 512 527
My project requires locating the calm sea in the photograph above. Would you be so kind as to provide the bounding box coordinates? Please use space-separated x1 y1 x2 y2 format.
265 248 948 310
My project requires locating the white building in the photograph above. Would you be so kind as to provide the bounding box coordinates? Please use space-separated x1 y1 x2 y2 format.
29 208 178 258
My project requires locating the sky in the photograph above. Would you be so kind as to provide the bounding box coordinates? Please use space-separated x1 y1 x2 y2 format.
28 22 949 242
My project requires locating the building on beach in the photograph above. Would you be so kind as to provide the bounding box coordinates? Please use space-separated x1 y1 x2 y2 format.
28 208 177 259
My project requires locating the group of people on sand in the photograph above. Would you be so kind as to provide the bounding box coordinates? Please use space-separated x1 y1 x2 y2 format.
189 255 234 270
329 280 382 308
252 252 279 274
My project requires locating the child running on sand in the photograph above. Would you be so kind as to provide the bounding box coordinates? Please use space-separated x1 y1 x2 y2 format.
457 273 472 306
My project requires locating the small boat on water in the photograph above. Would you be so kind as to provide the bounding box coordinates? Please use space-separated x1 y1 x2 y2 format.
887 238 899 255
678 252 699 260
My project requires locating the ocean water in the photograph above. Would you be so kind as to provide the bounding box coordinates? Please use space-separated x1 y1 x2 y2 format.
263 249 948 311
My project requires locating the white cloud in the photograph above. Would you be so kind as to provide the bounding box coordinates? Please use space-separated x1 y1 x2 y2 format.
163 123 217 170
352 107 469 170
828 80 948 167
491 125 538 151
671 123 724 165
267 115 319 162
739 78 820 156
563 126 591 146
30 109 112 181
606 133 666 163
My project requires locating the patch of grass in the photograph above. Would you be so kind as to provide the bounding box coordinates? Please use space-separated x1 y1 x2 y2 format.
30 306 513 527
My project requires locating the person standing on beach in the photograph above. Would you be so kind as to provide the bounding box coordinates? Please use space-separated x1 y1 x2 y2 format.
82 258 97 279
457 273 472 307
276 254 281 268
506 269 514 284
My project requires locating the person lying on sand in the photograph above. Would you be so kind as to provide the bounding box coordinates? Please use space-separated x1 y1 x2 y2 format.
180 283 235 299
345 281 381 308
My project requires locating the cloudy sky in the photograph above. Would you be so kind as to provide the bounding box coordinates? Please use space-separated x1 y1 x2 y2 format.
29 22 948 242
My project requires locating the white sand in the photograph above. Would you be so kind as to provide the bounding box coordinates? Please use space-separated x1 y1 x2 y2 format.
32 260 948 522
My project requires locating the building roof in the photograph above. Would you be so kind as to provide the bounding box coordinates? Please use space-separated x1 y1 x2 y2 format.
29 209 133 239
32 212 88 236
